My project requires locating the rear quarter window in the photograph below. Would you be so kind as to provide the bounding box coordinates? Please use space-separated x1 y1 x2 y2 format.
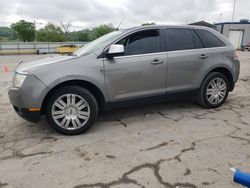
197 30 225 48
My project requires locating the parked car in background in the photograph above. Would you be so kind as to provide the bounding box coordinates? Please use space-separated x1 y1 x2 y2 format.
55 44 80 54
243 42 250 51
8 25 240 135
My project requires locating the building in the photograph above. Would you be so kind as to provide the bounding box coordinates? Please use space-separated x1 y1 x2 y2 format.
215 19 250 50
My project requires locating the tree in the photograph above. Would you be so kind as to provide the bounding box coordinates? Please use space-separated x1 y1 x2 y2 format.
90 24 115 40
11 20 35 42
78 30 91 41
0 27 15 41
141 22 156 26
67 29 91 42
37 23 66 42
60 21 72 39
0 27 13 37
68 24 115 42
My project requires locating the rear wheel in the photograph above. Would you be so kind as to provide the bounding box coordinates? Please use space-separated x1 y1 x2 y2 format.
198 72 229 108
45 86 98 135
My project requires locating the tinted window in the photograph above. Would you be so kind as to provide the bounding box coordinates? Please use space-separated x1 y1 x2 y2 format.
116 29 161 56
198 30 225 47
164 28 204 51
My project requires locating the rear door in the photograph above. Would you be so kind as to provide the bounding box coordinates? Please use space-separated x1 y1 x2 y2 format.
196 29 229 71
164 28 212 92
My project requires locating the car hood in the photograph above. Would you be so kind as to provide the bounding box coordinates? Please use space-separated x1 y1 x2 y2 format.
16 55 76 73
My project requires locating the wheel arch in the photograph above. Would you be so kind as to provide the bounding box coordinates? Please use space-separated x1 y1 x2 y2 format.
41 80 106 114
202 66 235 91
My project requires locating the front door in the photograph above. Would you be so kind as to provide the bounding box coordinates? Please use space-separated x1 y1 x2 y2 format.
104 29 167 101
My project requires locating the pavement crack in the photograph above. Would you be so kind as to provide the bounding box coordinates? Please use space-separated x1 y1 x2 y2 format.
172 142 196 162
202 181 215 186
158 111 184 122
174 183 197 188
239 77 250 82
229 135 250 144
0 134 4 139
73 142 198 188
140 140 174 151
184 168 191 176
116 119 127 127
207 168 219 174
40 136 58 142
0 181 8 187
106 155 116 159
0 150 53 161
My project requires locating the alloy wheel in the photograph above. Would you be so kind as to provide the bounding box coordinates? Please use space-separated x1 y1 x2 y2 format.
206 78 227 105
51 94 90 130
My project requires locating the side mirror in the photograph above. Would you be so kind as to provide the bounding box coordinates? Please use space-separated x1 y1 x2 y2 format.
106 44 124 58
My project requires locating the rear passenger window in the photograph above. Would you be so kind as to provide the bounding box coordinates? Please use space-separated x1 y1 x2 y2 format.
197 30 225 48
164 28 204 51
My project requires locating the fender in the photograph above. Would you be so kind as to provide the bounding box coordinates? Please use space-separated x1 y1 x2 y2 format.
43 75 109 102
199 64 234 87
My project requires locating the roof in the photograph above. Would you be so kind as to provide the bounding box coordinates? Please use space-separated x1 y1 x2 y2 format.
120 24 226 44
128 24 210 31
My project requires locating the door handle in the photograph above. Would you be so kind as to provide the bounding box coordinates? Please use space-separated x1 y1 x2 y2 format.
199 54 209 59
151 59 163 65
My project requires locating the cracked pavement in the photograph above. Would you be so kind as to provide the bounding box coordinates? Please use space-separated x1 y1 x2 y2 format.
0 53 250 187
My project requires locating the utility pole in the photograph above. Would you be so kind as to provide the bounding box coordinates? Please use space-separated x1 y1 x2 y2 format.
230 0 237 32
220 13 223 22
33 20 43 54
232 0 236 22
34 20 37 52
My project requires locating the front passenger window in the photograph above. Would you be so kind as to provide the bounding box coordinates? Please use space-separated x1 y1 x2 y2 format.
116 29 161 56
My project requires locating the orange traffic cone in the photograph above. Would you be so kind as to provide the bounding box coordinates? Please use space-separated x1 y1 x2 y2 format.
3 65 9 73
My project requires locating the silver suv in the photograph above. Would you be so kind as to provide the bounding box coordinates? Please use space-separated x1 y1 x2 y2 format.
8 25 240 135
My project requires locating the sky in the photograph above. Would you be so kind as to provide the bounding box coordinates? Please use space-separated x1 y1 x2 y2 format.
0 0 250 30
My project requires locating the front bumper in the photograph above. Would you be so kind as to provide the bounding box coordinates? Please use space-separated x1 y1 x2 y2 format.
13 106 41 122
8 74 49 122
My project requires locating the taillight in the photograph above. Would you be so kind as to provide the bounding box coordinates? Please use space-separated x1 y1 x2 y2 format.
234 51 239 60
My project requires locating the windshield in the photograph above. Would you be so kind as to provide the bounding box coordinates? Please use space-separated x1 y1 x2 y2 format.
73 30 124 56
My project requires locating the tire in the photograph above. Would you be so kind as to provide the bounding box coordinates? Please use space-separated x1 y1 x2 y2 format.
198 72 229 109
45 86 98 135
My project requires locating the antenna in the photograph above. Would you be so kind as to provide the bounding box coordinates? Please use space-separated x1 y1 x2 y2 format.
116 17 126 30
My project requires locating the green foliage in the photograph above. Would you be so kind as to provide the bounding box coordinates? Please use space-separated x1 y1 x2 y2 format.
68 29 91 42
1 21 115 42
0 27 13 37
37 23 66 42
78 31 90 41
0 37 9 42
11 20 35 42
67 24 115 42
141 22 156 26
90 24 115 40
0 27 15 41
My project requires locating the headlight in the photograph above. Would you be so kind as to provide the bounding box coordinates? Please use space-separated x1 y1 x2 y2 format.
13 72 27 88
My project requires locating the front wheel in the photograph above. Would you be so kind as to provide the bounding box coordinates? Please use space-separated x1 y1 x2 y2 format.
45 86 98 135
198 72 229 108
